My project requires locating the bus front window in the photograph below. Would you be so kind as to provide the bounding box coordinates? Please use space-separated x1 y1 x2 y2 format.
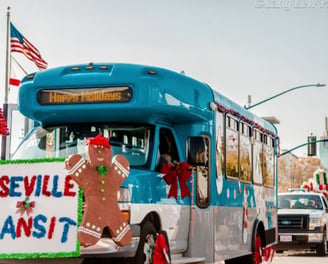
12 124 153 167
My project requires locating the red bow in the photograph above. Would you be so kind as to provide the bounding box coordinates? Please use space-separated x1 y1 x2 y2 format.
161 162 192 200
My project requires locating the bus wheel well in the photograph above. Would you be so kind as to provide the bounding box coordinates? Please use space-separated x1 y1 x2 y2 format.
252 219 265 251
141 212 161 232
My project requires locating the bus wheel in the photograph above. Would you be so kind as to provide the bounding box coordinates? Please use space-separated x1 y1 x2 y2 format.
135 221 157 264
253 234 263 264
262 245 275 263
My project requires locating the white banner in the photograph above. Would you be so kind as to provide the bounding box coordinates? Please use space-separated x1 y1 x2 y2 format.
0 160 80 258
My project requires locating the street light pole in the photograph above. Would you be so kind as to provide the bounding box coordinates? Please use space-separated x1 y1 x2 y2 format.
279 139 328 157
244 83 326 110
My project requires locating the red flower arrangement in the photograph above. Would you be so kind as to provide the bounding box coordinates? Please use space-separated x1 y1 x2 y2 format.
0 108 9 136
16 197 35 216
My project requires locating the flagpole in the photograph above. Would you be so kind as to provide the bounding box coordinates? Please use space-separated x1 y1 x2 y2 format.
1 6 11 160
12 56 28 75
4 6 10 105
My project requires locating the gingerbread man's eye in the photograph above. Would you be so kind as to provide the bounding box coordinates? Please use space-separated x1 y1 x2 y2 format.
94 145 98 149
101 146 104 149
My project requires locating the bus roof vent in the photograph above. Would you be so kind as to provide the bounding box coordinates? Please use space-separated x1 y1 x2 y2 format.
147 69 157 75
27 74 35 80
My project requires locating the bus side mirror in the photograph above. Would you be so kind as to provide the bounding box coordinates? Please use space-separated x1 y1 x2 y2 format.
187 136 208 166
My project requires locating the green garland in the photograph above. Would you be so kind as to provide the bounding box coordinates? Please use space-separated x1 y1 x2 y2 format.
0 158 82 259
0 157 65 164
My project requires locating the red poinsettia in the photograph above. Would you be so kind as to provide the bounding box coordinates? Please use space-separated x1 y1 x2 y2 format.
161 161 192 200
16 197 35 216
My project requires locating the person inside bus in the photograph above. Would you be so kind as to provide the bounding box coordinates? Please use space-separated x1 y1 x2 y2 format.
155 129 177 171
156 140 173 171
195 139 208 166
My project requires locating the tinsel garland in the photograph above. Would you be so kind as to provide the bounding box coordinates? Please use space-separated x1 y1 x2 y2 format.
0 158 81 259
0 108 9 136
216 103 277 137
216 102 281 155
0 157 65 164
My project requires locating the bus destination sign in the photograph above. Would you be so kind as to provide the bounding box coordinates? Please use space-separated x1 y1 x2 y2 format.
37 87 132 105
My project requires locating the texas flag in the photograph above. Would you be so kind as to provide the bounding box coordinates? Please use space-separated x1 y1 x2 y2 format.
9 64 21 87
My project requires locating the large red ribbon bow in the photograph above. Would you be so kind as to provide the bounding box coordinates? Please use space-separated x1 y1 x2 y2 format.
161 161 192 200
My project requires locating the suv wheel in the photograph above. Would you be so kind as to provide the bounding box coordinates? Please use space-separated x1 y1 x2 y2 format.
317 231 327 256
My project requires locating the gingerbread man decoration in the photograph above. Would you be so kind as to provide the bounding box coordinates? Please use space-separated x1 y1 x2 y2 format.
65 133 132 247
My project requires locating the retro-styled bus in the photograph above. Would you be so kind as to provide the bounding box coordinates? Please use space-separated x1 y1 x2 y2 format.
13 63 278 263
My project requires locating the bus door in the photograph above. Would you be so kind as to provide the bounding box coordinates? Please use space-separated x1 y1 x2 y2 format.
186 136 213 261
154 126 191 252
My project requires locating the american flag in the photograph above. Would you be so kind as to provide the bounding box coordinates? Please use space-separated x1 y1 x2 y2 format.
10 22 48 70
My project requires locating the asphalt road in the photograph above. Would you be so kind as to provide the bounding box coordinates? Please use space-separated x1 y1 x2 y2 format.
0 252 326 264
272 251 328 264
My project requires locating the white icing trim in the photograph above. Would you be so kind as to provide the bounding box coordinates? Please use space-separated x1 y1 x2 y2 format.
112 225 131 242
79 226 101 239
67 157 86 175
113 158 129 177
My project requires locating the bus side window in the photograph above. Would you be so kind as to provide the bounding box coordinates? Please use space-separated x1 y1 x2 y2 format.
187 136 210 208
240 122 252 183
253 129 263 185
263 134 275 187
196 137 210 208
226 115 239 179
156 128 179 171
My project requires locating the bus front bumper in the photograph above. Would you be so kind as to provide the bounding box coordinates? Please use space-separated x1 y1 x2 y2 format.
81 237 139 258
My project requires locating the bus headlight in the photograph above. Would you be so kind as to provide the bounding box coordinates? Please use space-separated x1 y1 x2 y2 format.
309 217 322 230
117 187 131 203
117 187 131 223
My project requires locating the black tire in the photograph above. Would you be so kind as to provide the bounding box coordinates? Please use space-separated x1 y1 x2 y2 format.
135 221 157 264
317 231 327 256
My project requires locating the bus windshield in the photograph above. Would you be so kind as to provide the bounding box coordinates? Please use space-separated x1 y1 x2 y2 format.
13 124 153 167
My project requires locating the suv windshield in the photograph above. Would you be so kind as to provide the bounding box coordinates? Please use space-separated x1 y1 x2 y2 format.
12 124 153 167
279 194 323 210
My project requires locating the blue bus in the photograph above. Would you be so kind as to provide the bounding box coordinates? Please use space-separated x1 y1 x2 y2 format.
13 63 278 263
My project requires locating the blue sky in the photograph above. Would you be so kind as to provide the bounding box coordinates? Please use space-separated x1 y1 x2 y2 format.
1 0 328 156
